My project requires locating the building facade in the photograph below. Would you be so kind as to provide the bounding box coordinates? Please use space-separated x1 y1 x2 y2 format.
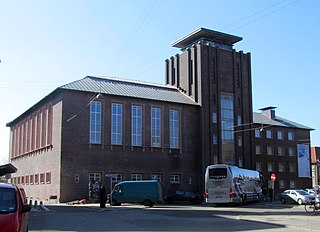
7 28 313 202
253 107 313 192
311 147 320 187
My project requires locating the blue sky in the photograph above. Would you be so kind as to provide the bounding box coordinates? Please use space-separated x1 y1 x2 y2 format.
0 0 319 163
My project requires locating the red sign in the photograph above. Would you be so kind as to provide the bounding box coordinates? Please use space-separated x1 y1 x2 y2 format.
271 173 276 182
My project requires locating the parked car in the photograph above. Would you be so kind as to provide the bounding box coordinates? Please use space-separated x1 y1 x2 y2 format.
164 191 203 204
279 189 315 205
305 188 315 195
0 183 31 232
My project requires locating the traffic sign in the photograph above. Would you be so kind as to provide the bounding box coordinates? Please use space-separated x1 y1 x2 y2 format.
105 173 117 178
271 173 276 182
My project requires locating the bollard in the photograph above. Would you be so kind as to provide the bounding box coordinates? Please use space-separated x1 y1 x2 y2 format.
100 186 106 208
39 201 49 211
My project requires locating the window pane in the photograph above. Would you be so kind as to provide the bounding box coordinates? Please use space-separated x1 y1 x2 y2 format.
132 106 142 146
111 103 122 145
151 108 161 147
90 101 101 144
170 109 179 148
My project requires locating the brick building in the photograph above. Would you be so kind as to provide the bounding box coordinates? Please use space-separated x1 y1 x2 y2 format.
253 107 313 191
311 147 320 187
6 28 313 202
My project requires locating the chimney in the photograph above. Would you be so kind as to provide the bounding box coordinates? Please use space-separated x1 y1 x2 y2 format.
259 106 277 119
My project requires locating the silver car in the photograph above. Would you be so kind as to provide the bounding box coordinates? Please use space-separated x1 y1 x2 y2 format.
279 189 316 205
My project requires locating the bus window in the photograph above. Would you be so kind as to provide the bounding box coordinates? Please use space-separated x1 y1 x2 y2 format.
209 168 227 179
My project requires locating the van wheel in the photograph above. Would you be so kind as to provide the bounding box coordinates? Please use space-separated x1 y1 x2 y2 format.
143 199 154 207
111 199 121 206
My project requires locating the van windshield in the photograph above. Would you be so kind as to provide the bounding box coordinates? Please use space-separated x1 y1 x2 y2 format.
0 188 17 213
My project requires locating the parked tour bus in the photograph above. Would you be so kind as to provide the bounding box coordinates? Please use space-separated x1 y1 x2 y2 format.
205 164 264 205
109 180 162 207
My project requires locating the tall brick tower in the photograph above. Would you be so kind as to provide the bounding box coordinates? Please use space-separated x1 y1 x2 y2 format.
165 28 254 175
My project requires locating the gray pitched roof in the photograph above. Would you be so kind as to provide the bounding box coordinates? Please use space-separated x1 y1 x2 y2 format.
59 76 198 105
253 112 313 130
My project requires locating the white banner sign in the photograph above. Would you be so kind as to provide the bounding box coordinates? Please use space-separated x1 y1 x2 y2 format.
297 144 311 178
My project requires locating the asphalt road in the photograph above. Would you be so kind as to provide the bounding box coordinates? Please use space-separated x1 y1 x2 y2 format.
29 201 320 232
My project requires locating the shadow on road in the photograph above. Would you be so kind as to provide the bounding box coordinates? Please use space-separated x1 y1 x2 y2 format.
27 202 300 232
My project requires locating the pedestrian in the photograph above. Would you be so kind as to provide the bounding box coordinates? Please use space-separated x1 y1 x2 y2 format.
268 187 273 202
262 188 267 201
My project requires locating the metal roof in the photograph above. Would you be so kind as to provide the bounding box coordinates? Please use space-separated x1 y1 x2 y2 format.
253 112 313 130
0 163 17 177
172 27 242 49
60 76 198 105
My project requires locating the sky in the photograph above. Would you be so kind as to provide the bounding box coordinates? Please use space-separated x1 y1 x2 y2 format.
0 0 319 164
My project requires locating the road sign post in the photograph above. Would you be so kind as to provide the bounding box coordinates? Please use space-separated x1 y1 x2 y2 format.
271 173 276 203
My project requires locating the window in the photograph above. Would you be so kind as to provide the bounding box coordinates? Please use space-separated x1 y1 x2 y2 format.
131 174 142 181
111 103 122 145
238 136 242 147
132 105 142 146
256 162 262 172
30 175 34 185
151 174 162 182
169 109 179 148
75 174 79 184
220 95 235 164
40 173 45 184
46 172 51 184
279 163 285 172
221 95 234 142
267 163 274 172
255 145 262 155
170 174 180 183
151 108 161 147
21 176 24 184
255 129 261 138
212 112 217 124
213 156 218 164
26 175 29 185
238 157 243 167
279 180 286 189
289 163 296 173
89 173 101 183
266 130 273 139
289 180 296 188
267 146 274 155
188 177 192 184
278 147 285 156
90 101 101 144
277 131 283 140
288 132 294 141
237 115 242 126
111 173 122 183
35 174 39 185
289 147 296 156
111 173 123 183
212 134 218 145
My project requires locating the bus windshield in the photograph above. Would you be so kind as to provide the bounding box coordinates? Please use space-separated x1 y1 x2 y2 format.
209 168 227 179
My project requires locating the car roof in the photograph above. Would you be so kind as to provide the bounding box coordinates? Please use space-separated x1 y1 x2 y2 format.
0 182 17 189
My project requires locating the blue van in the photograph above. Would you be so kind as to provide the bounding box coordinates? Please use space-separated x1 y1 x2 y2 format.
109 180 162 207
